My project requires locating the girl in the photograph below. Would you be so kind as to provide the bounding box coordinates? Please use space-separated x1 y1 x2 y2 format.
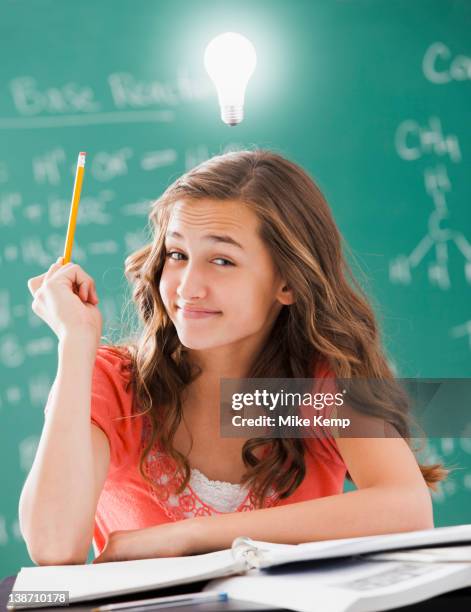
20 150 446 566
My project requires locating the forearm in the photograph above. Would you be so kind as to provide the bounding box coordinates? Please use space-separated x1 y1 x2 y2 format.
19 333 98 564
189 486 434 554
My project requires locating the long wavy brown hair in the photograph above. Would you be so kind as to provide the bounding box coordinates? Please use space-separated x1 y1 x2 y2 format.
107 149 448 509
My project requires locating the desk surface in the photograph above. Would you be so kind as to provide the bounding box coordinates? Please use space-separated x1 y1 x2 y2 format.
2 573 471 612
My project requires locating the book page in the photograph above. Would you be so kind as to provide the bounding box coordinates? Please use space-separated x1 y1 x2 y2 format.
9 549 242 608
203 558 471 612
366 544 471 563
241 524 471 568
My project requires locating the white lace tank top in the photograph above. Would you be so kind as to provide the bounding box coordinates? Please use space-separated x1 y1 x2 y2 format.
189 467 249 512
142 427 280 518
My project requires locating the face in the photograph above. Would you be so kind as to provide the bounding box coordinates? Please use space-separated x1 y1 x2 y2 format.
159 198 294 357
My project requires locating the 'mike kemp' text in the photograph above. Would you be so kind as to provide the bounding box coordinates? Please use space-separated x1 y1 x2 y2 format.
232 414 351 429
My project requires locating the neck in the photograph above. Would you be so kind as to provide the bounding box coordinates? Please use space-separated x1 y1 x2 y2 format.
183 338 263 414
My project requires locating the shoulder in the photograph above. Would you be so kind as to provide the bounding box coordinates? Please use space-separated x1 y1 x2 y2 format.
94 344 134 390
303 355 345 467
91 343 136 421
91 344 141 470
312 356 335 379
95 343 133 368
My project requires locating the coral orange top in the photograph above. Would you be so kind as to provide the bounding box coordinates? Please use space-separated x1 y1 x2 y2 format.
47 345 347 557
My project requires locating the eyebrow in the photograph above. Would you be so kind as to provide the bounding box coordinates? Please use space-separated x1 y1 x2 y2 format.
165 230 244 250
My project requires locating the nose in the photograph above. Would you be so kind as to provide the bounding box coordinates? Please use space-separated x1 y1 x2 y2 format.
176 260 208 302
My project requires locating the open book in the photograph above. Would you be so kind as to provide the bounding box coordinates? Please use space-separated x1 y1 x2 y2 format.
9 524 471 610
203 548 471 612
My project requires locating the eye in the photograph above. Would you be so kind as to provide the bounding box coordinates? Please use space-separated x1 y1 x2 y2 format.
165 251 234 266
165 251 185 261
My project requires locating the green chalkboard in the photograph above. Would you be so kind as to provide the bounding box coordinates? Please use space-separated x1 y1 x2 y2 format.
1 0 470 577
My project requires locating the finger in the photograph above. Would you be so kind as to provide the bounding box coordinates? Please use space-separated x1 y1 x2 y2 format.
82 279 98 303
66 265 95 296
78 281 88 302
27 267 53 296
54 263 94 302
27 275 43 297
27 259 76 297
43 257 65 282
81 281 97 304
86 283 95 304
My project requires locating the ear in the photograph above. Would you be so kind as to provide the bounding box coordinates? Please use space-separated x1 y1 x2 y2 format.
276 282 295 306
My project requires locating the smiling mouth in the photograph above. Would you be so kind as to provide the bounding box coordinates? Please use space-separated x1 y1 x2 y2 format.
177 305 221 313
176 306 222 318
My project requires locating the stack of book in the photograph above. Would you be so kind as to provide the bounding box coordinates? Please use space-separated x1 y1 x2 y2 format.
9 524 471 611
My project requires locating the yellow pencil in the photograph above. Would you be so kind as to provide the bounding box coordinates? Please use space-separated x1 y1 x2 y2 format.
63 152 86 264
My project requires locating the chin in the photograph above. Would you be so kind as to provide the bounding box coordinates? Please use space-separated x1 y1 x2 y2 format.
178 339 219 351
175 331 229 352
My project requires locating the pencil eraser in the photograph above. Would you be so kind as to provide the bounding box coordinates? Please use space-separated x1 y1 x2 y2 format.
78 152 86 167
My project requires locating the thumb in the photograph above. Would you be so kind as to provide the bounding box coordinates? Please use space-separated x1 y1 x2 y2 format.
27 258 63 296
45 256 65 276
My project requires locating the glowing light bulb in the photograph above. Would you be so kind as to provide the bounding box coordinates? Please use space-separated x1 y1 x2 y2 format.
204 32 257 126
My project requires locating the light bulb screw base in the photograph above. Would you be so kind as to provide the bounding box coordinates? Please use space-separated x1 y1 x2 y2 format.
221 105 243 126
